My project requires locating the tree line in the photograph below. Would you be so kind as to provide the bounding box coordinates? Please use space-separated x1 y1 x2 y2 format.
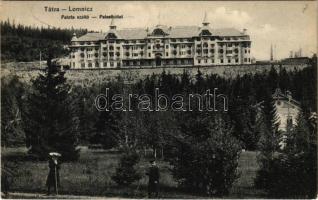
1 20 87 62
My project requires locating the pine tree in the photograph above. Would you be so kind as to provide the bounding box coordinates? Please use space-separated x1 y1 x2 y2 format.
1 75 25 147
262 111 317 198
111 148 141 186
169 112 241 196
254 94 281 190
23 52 79 160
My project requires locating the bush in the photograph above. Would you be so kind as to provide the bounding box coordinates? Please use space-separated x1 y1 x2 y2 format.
169 114 242 196
111 149 141 186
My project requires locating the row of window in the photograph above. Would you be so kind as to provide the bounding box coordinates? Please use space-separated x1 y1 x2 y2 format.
74 36 250 46
197 58 240 64
76 42 250 53
78 48 250 59
81 61 120 68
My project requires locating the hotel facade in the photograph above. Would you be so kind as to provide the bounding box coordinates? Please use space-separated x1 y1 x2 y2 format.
69 15 252 69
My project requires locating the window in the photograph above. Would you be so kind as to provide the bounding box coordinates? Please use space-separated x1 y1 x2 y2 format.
126 52 130 57
103 62 107 67
166 45 169 49
110 62 114 67
109 46 114 51
81 63 85 68
109 52 114 57
95 53 99 57
80 53 85 58
244 58 247 62
148 53 151 57
228 59 231 63
88 62 92 68
235 59 239 63
166 52 169 56
95 62 99 67
148 46 151 49
212 59 214 63
220 59 223 63
198 59 201 64
204 59 207 63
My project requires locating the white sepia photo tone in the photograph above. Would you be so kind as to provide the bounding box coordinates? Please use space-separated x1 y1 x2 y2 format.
1 1 317 199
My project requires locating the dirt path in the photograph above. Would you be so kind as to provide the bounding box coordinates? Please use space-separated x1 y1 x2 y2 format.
2 192 130 199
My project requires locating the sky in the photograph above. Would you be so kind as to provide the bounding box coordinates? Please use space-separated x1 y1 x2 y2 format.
1 1 317 60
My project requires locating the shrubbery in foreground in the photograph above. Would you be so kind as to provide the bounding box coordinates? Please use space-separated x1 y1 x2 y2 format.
112 148 141 186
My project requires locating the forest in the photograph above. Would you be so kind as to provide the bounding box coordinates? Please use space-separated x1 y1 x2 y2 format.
1 20 87 62
2 54 317 197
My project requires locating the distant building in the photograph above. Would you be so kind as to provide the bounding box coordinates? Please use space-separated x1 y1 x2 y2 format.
272 88 301 148
68 14 252 69
273 88 301 132
281 57 311 65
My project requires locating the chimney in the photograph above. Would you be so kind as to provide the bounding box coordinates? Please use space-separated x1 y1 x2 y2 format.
242 28 247 35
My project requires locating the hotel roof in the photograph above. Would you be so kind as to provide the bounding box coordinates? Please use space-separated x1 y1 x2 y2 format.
75 26 246 42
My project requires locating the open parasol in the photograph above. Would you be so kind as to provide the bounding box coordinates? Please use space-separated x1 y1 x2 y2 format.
49 152 61 157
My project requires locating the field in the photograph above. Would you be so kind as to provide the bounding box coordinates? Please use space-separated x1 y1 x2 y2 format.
2 147 266 198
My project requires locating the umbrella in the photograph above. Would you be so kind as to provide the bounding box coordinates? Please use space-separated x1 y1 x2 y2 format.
49 152 61 157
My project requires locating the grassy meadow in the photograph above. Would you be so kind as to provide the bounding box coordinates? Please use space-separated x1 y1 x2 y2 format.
2 147 265 198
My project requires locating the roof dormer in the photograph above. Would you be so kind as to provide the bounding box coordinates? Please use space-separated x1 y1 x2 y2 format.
71 32 77 41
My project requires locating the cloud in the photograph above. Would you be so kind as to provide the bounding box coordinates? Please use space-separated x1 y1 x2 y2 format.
208 7 252 29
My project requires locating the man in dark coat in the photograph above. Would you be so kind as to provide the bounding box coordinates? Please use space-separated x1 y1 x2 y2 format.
146 160 160 198
46 156 60 195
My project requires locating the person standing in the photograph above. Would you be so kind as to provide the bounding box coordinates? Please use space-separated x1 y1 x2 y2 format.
46 153 61 195
146 159 160 198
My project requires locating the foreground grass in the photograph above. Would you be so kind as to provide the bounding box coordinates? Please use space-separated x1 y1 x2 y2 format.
2 147 265 198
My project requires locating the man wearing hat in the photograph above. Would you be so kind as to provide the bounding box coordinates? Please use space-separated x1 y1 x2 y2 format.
46 153 61 195
146 159 160 198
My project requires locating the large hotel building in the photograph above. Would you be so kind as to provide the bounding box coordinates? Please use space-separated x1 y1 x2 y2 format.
69 15 252 69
